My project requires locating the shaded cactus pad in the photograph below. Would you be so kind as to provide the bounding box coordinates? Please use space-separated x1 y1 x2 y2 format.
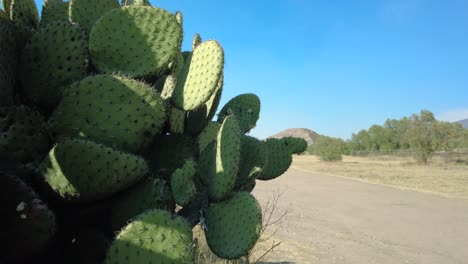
111 176 174 230
37 138 148 202
0 105 49 164
218 93 261 134
49 74 167 153
205 192 262 259
106 209 194 264
90 6 182 77
257 138 293 181
69 0 120 33
20 20 89 111
171 160 198 206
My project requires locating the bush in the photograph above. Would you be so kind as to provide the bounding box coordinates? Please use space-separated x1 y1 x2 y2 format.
311 136 345 161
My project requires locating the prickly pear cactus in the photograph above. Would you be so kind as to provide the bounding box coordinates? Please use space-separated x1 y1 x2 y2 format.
0 1 307 263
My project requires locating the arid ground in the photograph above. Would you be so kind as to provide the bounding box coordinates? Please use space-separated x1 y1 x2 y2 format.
250 156 468 264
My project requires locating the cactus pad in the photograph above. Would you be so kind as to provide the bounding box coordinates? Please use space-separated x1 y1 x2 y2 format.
171 160 197 206
20 20 88 111
10 0 39 29
169 107 186 134
171 40 224 111
283 136 308 154
106 209 194 264
185 75 223 135
257 138 293 181
89 6 182 77
111 176 174 230
145 134 197 178
69 0 119 33
2 0 12 14
197 121 220 154
37 138 148 202
218 93 261 134
0 105 50 165
0 18 17 106
40 1 68 26
199 116 240 201
192 33 201 50
205 192 262 259
49 74 167 153
236 136 267 187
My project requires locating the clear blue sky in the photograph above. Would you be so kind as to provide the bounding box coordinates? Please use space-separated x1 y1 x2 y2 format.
33 0 468 139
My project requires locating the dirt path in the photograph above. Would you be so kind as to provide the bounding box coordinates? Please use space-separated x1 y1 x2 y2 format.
252 168 468 264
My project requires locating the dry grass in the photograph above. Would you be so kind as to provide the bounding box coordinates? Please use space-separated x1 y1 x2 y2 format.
292 155 468 199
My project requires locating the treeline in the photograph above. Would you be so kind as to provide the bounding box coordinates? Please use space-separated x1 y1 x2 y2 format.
309 110 468 162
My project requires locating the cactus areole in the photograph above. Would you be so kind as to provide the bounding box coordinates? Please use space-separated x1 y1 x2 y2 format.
0 0 307 262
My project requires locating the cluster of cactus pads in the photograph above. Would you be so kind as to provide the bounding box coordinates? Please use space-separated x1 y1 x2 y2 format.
0 0 307 263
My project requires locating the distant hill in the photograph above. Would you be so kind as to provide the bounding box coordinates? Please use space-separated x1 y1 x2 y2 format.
269 128 320 145
455 118 468 129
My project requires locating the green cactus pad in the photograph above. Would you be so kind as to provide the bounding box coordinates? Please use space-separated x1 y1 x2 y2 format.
282 136 308 154
175 11 182 26
0 8 9 20
37 138 148 202
42 0 62 9
171 160 197 206
169 107 186 134
49 75 167 153
198 116 240 201
171 40 224 111
40 1 69 26
205 192 262 259
90 6 182 77
106 209 194 264
236 136 267 188
197 121 221 154
0 174 56 262
20 20 88 111
257 138 292 181
192 33 201 50
2 0 11 13
111 176 174 230
69 0 119 33
185 74 223 135
10 0 39 29
160 74 177 100
145 134 196 178
0 105 50 165
0 18 17 106
218 93 261 134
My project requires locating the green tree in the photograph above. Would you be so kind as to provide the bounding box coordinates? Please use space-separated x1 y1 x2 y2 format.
312 136 345 161
349 129 371 151
403 110 438 163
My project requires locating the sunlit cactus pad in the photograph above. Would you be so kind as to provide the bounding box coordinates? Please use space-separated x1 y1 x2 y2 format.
90 6 182 77
171 40 224 111
106 209 194 264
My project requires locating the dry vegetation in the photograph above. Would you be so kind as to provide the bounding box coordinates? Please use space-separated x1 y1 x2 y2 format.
292 155 468 199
